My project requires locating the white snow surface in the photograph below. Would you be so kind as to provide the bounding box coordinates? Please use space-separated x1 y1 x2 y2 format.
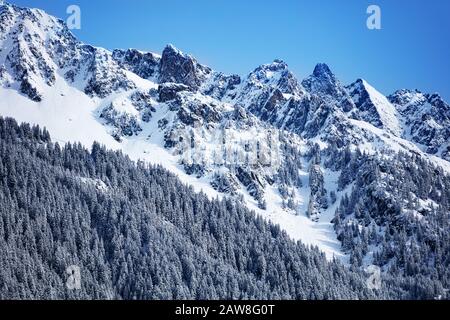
2 1 450 265
0 66 347 260
360 79 403 137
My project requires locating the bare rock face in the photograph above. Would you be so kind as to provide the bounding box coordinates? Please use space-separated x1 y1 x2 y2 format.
1 4 56 100
302 63 355 112
202 72 241 100
211 172 239 195
389 89 450 158
84 47 136 98
347 80 384 126
158 83 190 102
19 77 42 102
112 48 160 79
159 44 211 90
176 97 223 127
0 3 135 101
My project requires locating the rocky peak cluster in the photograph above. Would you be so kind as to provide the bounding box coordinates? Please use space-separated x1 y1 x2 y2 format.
3 0 449 164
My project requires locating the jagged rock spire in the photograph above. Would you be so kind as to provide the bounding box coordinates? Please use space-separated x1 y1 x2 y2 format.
159 44 211 90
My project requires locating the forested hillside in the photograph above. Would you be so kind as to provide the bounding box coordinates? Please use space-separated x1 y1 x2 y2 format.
0 117 383 300
332 147 450 299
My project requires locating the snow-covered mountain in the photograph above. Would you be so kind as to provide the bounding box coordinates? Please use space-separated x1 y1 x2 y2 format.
346 79 402 136
1 1 450 292
388 89 450 160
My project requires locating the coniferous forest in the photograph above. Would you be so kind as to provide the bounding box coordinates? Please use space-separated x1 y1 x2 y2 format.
2 117 450 299
0 117 382 300
1 1 450 303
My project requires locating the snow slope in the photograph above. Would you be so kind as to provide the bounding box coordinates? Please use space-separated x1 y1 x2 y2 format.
0 61 345 260
361 79 402 137
2 1 450 266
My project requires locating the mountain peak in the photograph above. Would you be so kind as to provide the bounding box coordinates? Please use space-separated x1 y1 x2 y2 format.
271 59 288 69
273 58 286 64
254 59 289 74
159 44 211 90
163 43 185 56
301 63 349 103
312 63 334 79
112 48 160 80
242 59 304 96
356 78 372 87
0 1 18 16
347 78 402 135
352 79 375 92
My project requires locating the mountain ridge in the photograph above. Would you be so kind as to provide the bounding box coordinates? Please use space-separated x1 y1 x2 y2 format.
1 1 450 298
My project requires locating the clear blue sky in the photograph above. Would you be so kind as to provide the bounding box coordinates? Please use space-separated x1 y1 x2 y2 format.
8 0 450 100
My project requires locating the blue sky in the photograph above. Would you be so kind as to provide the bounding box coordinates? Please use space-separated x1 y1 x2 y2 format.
8 0 450 100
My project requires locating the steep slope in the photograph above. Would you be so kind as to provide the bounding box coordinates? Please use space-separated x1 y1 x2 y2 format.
0 116 384 300
1 2 450 296
389 89 450 160
331 148 450 299
0 2 346 260
112 48 160 81
159 44 212 90
302 63 355 113
346 79 402 137
0 3 136 100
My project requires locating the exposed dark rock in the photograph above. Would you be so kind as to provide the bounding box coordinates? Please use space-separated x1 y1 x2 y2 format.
20 78 42 102
177 99 222 126
236 166 266 202
100 103 142 138
112 48 160 79
158 82 190 102
84 49 136 98
203 73 241 99
389 89 450 158
159 44 211 90
211 172 239 194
